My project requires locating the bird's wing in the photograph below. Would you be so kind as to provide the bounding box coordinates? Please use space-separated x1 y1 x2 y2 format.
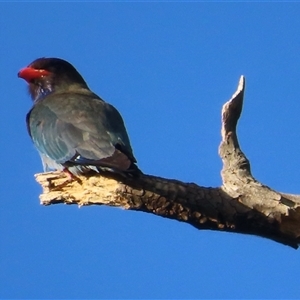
27 92 136 171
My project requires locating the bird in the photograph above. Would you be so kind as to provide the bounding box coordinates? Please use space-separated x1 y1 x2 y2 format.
18 57 141 176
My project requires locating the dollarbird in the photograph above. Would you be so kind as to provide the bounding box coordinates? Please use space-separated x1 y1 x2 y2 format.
18 57 140 176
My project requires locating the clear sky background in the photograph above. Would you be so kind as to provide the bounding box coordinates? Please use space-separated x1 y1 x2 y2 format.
1 2 300 299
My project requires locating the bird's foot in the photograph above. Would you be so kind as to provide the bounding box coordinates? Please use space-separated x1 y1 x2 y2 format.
62 168 82 184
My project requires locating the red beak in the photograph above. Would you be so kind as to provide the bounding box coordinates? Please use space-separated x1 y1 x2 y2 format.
18 67 50 82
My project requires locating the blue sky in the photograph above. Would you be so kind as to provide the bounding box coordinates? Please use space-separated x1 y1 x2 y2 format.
2 2 300 298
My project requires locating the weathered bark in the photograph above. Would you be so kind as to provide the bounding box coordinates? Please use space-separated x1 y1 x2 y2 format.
35 76 300 248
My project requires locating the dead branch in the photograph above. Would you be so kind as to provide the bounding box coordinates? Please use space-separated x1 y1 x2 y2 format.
35 76 300 248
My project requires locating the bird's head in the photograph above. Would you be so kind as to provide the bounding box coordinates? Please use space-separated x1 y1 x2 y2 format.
18 57 88 102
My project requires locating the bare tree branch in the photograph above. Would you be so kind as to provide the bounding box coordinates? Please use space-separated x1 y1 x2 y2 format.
35 76 300 249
